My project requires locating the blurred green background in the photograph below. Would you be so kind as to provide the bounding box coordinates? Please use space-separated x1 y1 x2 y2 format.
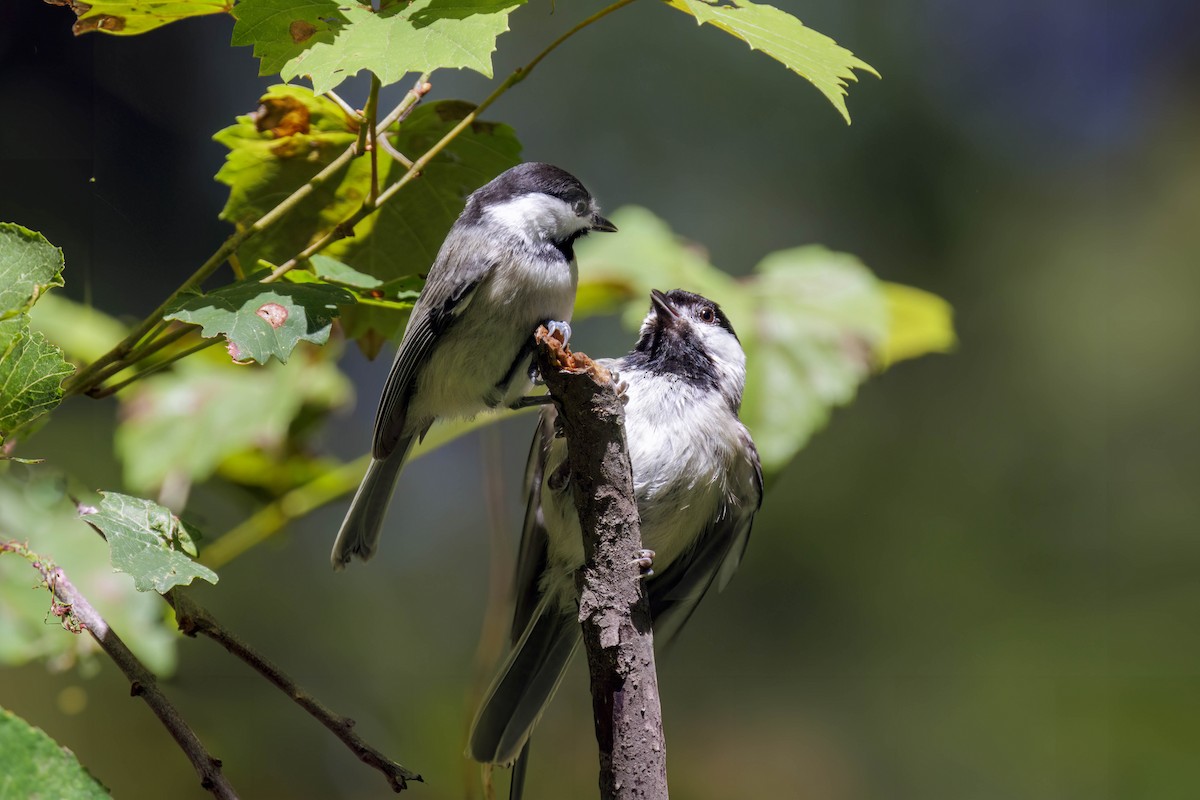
2 1 1195 798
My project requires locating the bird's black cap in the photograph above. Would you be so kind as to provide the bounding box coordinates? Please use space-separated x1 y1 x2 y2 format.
470 162 593 209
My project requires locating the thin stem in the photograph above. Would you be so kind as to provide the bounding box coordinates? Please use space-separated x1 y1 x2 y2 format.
0 541 237 799
326 89 363 124
376 73 433 133
365 74 382 207
378 134 414 169
90 338 221 399
166 588 422 792
85 325 195 390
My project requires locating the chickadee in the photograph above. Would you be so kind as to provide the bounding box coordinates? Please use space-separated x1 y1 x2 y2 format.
331 163 616 569
468 289 763 792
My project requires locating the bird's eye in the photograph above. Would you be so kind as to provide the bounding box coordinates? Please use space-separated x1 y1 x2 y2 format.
698 307 716 324
572 199 589 217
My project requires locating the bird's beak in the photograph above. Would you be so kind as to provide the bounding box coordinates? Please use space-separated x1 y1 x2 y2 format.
649 289 679 322
590 214 617 233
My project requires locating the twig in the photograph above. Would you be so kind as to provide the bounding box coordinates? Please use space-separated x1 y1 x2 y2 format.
530 328 669 799
365 74 382 206
89 338 222 399
0 540 237 799
165 588 422 792
326 89 363 124
82 324 196 393
378 133 414 169
376 73 433 133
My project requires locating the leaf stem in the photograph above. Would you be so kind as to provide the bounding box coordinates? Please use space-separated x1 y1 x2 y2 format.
365 74 382 207
89 338 221 399
325 89 363 124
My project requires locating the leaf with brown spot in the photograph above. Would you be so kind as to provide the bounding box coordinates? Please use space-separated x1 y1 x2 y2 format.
252 95 311 137
46 0 233 36
289 19 317 43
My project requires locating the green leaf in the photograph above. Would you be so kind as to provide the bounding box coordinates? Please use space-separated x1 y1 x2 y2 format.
741 246 888 471
232 0 526 94
0 223 65 320
214 90 521 355
164 276 355 364
81 492 218 593
48 0 232 36
662 0 877 123
0 318 74 443
575 206 954 474
308 254 383 289
0 706 109 798
0 468 178 674
230 0 348 76
213 86 364 274
114 352 351 492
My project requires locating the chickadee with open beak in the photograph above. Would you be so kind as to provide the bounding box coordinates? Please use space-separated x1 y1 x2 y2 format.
331 163 616 569
468 289 764 793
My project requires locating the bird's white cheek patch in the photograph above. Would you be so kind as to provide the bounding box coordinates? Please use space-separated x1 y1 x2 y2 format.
484 194 584 242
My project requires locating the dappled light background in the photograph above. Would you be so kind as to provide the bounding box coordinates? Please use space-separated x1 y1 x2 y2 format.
2 1 1195 798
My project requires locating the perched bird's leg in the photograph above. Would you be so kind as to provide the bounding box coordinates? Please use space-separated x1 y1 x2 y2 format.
631 549 656 577
611 369 629 406
510 394 555 409
517 320 574 403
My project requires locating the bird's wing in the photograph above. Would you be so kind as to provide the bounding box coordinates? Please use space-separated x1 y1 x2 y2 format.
370 236 496 458
650 430 763 644
511 406 556 643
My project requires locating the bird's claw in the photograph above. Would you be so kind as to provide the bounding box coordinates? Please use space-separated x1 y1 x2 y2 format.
610 370 629 406
544 320 572 346
631 548 655 577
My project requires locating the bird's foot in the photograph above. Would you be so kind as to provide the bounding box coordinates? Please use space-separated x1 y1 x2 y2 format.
631 548 656 578
544 320 572 346
610 369 629 406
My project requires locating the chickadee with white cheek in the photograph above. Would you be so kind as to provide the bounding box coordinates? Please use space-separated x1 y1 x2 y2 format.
468 289 764 793
331 163 616 570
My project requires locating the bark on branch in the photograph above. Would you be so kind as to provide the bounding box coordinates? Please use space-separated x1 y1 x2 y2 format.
532 327 669 800
0 540 237 799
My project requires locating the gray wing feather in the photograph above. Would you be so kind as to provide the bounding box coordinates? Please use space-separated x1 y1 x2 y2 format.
651 431 763 643
371 230 496 458
511 407 556 642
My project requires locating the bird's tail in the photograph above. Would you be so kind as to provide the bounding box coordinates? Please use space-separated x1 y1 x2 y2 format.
330 438 414 569
468 595 580 769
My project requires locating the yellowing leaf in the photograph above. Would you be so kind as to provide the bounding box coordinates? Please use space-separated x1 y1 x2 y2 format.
663 0 877 123
879 282 957 367
47 0 232 36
